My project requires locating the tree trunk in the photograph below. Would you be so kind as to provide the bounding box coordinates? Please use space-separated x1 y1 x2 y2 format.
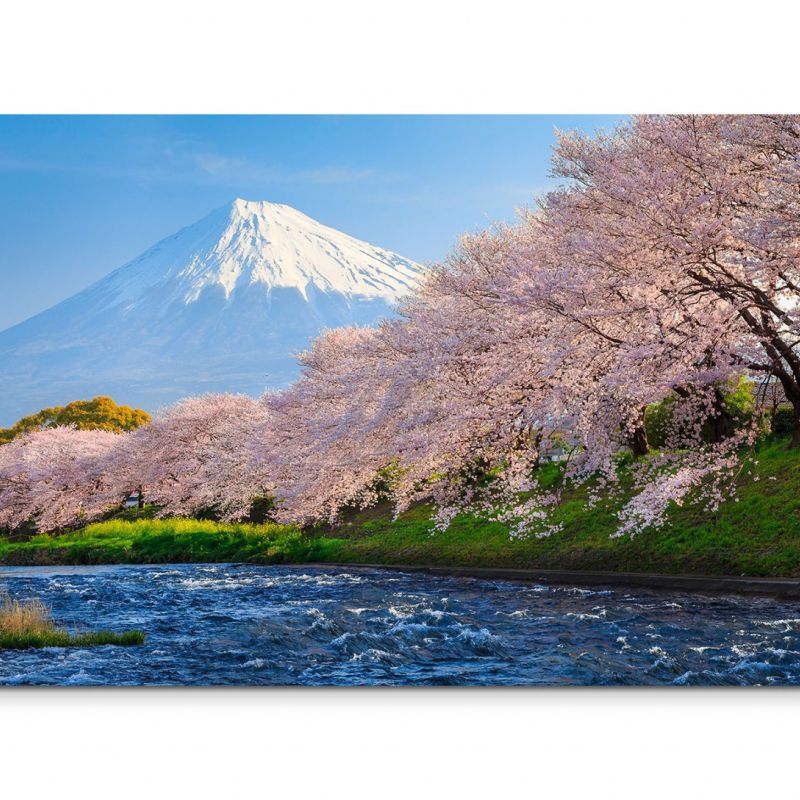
773 376 800 449
628 408 650 457
137 484 145 509
791 404 800 449
706 388 735 445
530 432 542 470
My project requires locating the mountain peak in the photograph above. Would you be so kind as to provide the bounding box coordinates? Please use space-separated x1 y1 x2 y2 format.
0 201 423 424
229 197 292 219
99 199 422 306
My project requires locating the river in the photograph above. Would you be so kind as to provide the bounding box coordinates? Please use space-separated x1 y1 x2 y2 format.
1 563 799 685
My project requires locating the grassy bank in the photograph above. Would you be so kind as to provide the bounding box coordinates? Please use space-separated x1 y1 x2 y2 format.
0 518 323 566
1 436 799 577
0 592 145 650
327 436 800 577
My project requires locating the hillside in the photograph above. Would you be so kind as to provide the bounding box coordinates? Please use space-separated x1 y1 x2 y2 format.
2 436 799 578
318 437 800 577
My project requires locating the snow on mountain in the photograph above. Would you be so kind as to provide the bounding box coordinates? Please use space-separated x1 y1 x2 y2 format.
0 199 424 425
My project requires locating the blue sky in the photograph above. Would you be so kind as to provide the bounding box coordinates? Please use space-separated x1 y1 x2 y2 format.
0 115 621 330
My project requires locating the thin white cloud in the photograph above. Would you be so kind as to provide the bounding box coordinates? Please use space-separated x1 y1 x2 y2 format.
0 141 377 189
299 166 374 185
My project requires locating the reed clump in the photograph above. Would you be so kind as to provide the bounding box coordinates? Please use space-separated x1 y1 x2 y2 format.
0 590 145 650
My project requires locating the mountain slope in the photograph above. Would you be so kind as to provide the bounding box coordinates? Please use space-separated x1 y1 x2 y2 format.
0 199 423 424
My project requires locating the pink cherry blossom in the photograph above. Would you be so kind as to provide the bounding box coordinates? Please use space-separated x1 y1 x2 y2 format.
6 115 798 540
120 393 272 521
0 427 125 531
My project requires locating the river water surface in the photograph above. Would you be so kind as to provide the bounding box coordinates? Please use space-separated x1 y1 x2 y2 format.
1 563 799 685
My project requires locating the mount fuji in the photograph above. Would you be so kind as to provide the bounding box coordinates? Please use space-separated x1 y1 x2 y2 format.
0 199 423 425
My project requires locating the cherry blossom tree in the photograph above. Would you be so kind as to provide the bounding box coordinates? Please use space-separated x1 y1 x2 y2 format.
6 115 798 543
550 114 800 444
266 236 568 531
0 427 125 532
119 393 272 521
267 115 798 538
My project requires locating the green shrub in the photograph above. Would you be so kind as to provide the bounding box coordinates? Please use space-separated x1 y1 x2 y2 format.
769 404 796 437
721 375 756 429
645 398 673 449
646 377 760 448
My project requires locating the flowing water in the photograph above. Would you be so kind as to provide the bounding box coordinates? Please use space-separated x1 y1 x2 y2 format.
1 563 799 686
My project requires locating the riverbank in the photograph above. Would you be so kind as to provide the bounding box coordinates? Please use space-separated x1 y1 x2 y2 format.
0 518 318 566
318 435 800 578
1 436 799 581
301 564 800 599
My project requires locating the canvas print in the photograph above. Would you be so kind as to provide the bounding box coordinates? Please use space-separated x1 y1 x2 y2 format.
1 114 799 686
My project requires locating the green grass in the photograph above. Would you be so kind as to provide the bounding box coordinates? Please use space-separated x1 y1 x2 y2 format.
0 591 145 650
315 435 800 578
0 630 145 650
0 517 333 566
1 436 800 577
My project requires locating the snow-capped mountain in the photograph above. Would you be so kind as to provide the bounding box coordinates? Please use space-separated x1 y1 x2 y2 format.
0 199 423 425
